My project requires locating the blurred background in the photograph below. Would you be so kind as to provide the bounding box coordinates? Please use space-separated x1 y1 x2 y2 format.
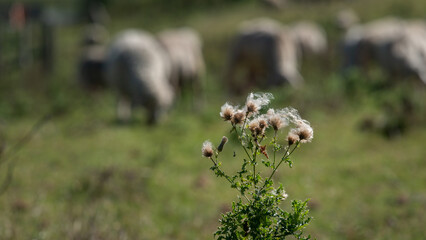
0 0 425 239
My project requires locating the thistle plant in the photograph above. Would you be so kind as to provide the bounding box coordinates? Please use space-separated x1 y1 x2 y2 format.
202 93 314 240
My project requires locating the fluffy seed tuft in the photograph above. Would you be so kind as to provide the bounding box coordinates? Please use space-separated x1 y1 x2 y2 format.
201 140 214 158
231 110 246 125
248 119 261 136
267 108 289 131
287 131 300 145
258 117 268 130
290 121 314 143
245 92 274 116
220 103 235 121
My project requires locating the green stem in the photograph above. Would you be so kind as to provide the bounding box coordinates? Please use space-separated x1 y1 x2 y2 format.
252 138 259 187
272 133 277 168
232 125 253 162
259 142 300 192
209 157 217 166
239 116 248 140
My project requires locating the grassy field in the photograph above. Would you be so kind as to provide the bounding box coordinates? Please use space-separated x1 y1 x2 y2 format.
0 0 425 239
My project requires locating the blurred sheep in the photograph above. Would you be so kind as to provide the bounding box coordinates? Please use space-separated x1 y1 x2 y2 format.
290 21 328 57
157 27 205 109
225 18 303 95
342 17 426 84
77 24 109 91
105 30 174 124
260 0 287 9
343 17 403 70
391 21 426 84
335 9 359 31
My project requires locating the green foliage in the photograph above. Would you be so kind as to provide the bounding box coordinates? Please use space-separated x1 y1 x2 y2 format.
203 93 314 239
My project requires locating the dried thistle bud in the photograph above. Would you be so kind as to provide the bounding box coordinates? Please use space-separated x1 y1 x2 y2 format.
220 103 235 121
248 119 259 133
267 109 290 132
246 101 258 114
231 110 246 125
287 131 300 145
217 136 228 152
248 119 263 136
201 140 214 158
269 115 283 131
295 122 314 143
244 92 273 116
258 118 268 130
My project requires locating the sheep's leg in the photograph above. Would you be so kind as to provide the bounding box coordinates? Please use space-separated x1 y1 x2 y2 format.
225 45 244 95
147 105 162 125
116 96 132 123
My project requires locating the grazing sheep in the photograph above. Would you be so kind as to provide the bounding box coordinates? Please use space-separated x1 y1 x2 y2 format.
157 27 205 108
390 21 426 84
342 17 426 84
105 29 174 124
260 0 287 9
343 17 403 71
290 21 328 57
77 24 109 91
225 18 303 95
335 9 359 31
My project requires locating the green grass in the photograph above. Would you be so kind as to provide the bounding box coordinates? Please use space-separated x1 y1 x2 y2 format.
1 94 425 239
0 0 425 239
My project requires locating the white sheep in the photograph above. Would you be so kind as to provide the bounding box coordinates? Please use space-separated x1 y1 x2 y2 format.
290 21 328 57
335 9 360 31
157 27 205 108
105 29 174 124
342 17 426 84
225 18 303 95
342 17 404 70
391 20 426 84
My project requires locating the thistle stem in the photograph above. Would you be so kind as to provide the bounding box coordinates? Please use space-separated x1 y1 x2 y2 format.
209 157 217 166
259 142 300 193
253 141 259 187
272 134 277 168
232 125 253 162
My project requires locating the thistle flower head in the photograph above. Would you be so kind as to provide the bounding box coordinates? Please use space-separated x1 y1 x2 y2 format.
267 108 290 131
220 103 235 121
231 110 246 125
258 117 269 130
290 121 314 143
287 131 300 145
248 119 262 136
244 92 274 116
269 115 284 131
201 140 214 158
296 122 314 143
